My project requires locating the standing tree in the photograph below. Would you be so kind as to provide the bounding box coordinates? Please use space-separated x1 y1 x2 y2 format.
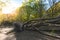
16 0 46 22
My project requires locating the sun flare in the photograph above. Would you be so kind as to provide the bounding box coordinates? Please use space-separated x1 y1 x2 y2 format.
0 0 22 14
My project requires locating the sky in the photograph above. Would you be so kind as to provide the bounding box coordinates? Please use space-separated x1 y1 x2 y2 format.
42 0 60 10
11 0 23 6
0 0 60 14
0 0 23 14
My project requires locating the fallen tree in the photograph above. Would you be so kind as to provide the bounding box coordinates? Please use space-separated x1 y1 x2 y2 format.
6 16 60 39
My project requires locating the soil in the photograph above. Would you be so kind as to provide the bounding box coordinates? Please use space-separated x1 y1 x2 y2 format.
0 25 60 40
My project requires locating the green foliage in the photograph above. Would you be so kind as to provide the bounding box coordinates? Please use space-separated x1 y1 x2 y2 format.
16 0 46 22
16 1 60 22
47 2 60 18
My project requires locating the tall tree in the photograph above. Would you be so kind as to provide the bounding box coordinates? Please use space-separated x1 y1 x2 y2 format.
16 0 46 22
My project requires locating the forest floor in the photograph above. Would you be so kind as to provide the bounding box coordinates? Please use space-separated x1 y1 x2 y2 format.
0 25 60 40
0 26 15 40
